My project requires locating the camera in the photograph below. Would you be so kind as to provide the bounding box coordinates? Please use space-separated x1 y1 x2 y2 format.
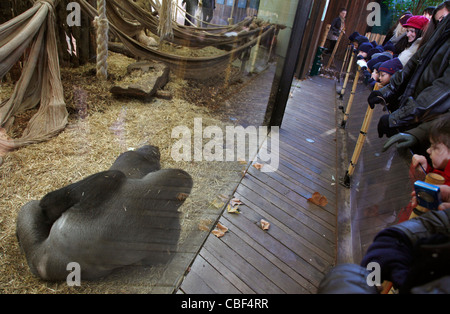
414 180 442 211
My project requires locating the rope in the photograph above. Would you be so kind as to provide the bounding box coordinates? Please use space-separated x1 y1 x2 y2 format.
95 0 108 79
158 0 173 43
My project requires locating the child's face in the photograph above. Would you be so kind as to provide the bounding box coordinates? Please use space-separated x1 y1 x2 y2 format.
427 140 450 170
379 71 391 86
371 69 379 81
358 51 368 59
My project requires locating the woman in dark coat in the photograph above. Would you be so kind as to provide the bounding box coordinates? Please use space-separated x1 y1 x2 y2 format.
326 8 347 53
368 12 450 139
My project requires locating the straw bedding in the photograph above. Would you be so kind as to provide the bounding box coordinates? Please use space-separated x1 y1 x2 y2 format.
0 52 247 293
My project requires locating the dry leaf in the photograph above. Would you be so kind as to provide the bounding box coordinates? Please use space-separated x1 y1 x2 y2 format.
230 198 243 206
212 229 225 238
212 222 229 238
227 204 241 214
308 192 328 207
253 162 264 170
260 219 270 231
216 222 228 233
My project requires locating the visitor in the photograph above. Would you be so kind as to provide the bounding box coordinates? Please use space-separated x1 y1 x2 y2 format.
397 15 429 65
377 58 403 87
326 8 347 53
367 13 449 139
202 0 215 27
423 6 436 20
411 115 450 185
383 12 413 45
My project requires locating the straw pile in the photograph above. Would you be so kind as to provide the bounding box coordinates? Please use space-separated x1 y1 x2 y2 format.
0 52 246 293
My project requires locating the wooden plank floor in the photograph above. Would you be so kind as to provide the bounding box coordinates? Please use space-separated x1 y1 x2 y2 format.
177 77 338 294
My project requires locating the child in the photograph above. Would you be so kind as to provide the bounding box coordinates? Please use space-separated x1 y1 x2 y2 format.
412 115 450 185
377 57 403 87
357 42 374 60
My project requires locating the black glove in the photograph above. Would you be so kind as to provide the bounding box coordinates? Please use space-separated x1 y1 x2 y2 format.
367 90 384 109
382 133 418 152
377 114 399 138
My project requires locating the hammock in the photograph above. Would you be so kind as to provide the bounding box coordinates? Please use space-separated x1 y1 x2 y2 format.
0 0 278 154
78 0 276 79
0 0 67 155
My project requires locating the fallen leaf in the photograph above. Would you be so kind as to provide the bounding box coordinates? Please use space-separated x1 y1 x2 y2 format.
216 222 229 233
230 198 243 207
308 192 328 207
227 204 241 214
212 223 229 238
212 229 225 238
260 219 270 231
253 162 264 170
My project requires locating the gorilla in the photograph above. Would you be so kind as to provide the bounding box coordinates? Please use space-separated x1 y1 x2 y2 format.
16 145 193 281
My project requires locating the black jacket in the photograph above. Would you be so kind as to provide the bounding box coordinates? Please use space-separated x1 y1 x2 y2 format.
379 14 450 129
318 208 450 294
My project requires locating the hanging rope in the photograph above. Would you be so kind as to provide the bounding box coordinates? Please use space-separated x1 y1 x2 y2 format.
95 0 108 79
158 0 173 43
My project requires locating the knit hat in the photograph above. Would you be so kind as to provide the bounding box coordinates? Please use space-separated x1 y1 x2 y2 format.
368 46 384 59
399 13 413 26
355 35 369 45
378 58 403 75
383 41 395 52
373 62 383 72
403 15 430 30
367 54 391 71
349 31 361 42
358 42 373 53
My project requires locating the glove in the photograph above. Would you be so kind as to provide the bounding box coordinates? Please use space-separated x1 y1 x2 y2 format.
377 114 399 138
382 133 418 152
367 90 384 109
357 59 368 70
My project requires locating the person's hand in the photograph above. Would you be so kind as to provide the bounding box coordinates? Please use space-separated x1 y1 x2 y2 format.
367 90 384 109
411 154 428 172
382 133 418 152
357 59 367 70
438 185 450 210
377 114 399 138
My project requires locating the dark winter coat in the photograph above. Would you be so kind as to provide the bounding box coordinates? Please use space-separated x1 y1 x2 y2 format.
330 17 343 37
318 208 450 294
379 14 450 129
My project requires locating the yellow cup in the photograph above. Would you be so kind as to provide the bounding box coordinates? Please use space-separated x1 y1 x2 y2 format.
425 173 445 185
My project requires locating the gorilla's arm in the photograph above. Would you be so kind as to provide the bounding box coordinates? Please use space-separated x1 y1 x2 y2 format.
39 170 126 222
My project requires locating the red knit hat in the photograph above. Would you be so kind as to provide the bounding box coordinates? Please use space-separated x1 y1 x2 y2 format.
403 15 429 30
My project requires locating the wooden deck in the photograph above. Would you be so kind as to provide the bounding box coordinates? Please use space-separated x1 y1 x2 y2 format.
177 77 339 294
